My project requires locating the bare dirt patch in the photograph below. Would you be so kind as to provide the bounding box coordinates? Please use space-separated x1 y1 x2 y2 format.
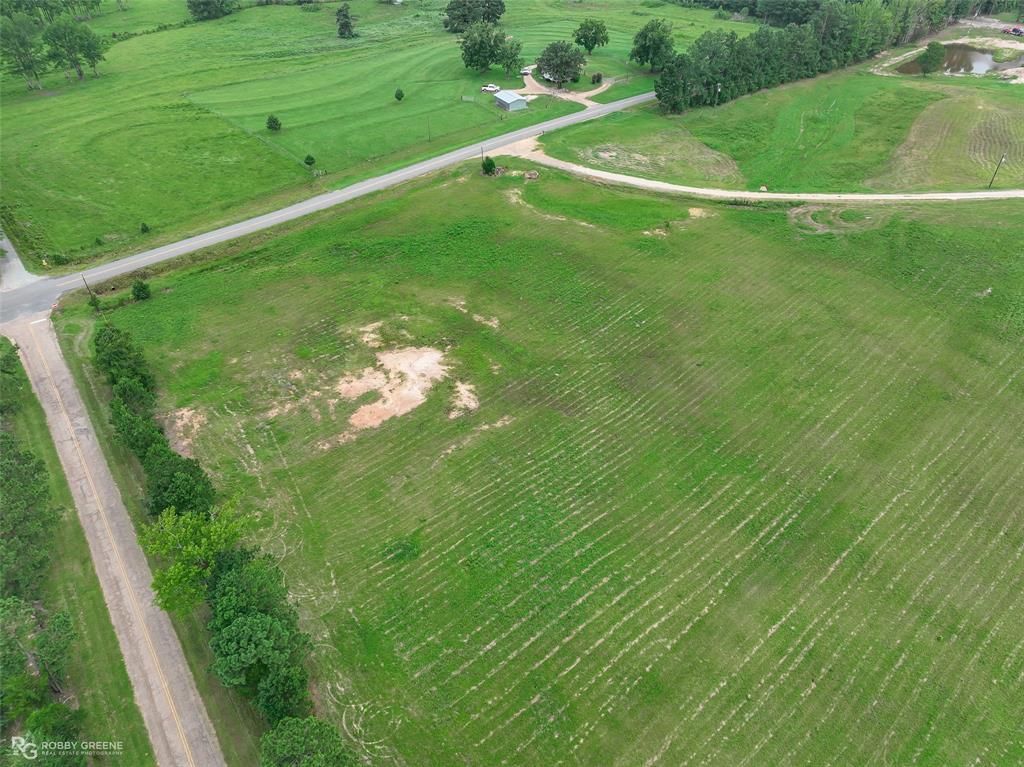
329 347 449 442
472 313 500 329
449 381 480 419
359 321 384 348
165 407 207 457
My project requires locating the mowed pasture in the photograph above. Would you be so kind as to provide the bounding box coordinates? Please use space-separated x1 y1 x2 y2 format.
56 165 1024 765
0 0 749 270
542 67 1024 192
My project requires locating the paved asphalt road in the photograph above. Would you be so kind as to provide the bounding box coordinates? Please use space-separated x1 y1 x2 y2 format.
0 92 655 322
4 316 226 767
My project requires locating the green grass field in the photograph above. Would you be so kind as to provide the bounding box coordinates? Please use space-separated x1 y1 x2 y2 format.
55 163 1024 765
0 0 748 271
541 67 1024 192
0 338 155 766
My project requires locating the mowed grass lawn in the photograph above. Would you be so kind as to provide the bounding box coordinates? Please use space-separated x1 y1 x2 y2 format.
0 0 749 270
542 67 1024 192
56 165 1024 765
0 339 154 766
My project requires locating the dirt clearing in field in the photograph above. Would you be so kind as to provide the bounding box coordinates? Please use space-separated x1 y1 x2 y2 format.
449 381 479 418
165 406 207 457
329 347 449 441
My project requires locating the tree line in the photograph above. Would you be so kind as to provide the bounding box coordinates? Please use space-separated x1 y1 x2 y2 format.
674 0 1021 38
653 0 992 114
91 324 354 766
0 0 107 88
0 342 87 763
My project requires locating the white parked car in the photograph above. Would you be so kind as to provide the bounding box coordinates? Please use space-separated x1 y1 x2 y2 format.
481 83 501 93
520 66 532 76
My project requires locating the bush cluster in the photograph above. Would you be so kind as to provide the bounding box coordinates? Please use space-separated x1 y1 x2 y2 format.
93 325 215 517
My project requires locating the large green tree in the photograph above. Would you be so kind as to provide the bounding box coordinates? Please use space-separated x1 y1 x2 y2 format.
443 0 504 33
140 503 250 613
655 52 698 113
535 40 586 87
186 0 237 21
207 551 312 722
0 12 46 89
459 21 505 72
573 17 608 55
629 18 675 72
142 441 216 517
495 35 523 76
42 16 89 80
259 717 355 767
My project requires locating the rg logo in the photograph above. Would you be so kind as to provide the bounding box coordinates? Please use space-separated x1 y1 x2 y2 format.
9 737 38 760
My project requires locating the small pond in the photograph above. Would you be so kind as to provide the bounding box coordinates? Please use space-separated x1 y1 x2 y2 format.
897 44 1024 75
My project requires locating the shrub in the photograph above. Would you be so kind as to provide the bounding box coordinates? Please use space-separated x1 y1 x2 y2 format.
142 441 216 517
394 87 404 102
186 0 237 21
93 324 155 390
481 156 496 175
140 222 150 233
266 114 281 131
260 717 355 767
131 279 151 301
591 71 603 84
303 154 316 170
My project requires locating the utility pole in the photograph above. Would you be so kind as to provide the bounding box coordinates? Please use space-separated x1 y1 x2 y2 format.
81 275 93 297
988 152 1006 189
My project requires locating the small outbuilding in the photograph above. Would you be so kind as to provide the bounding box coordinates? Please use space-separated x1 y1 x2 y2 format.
495 90 527 112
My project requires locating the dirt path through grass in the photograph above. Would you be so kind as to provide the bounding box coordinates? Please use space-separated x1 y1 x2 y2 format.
500 137 1024 201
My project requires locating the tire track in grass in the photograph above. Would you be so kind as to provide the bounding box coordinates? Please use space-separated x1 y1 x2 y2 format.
733 424 1021 766
464 307 937 753
638 303 999 761
430 253 942 749
724 356 1019 761
572 320 949 759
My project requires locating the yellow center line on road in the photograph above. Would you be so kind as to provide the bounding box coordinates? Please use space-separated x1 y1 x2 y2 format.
26 320 198 767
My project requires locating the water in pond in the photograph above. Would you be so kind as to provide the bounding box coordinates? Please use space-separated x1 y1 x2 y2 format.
897 44 1024 74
